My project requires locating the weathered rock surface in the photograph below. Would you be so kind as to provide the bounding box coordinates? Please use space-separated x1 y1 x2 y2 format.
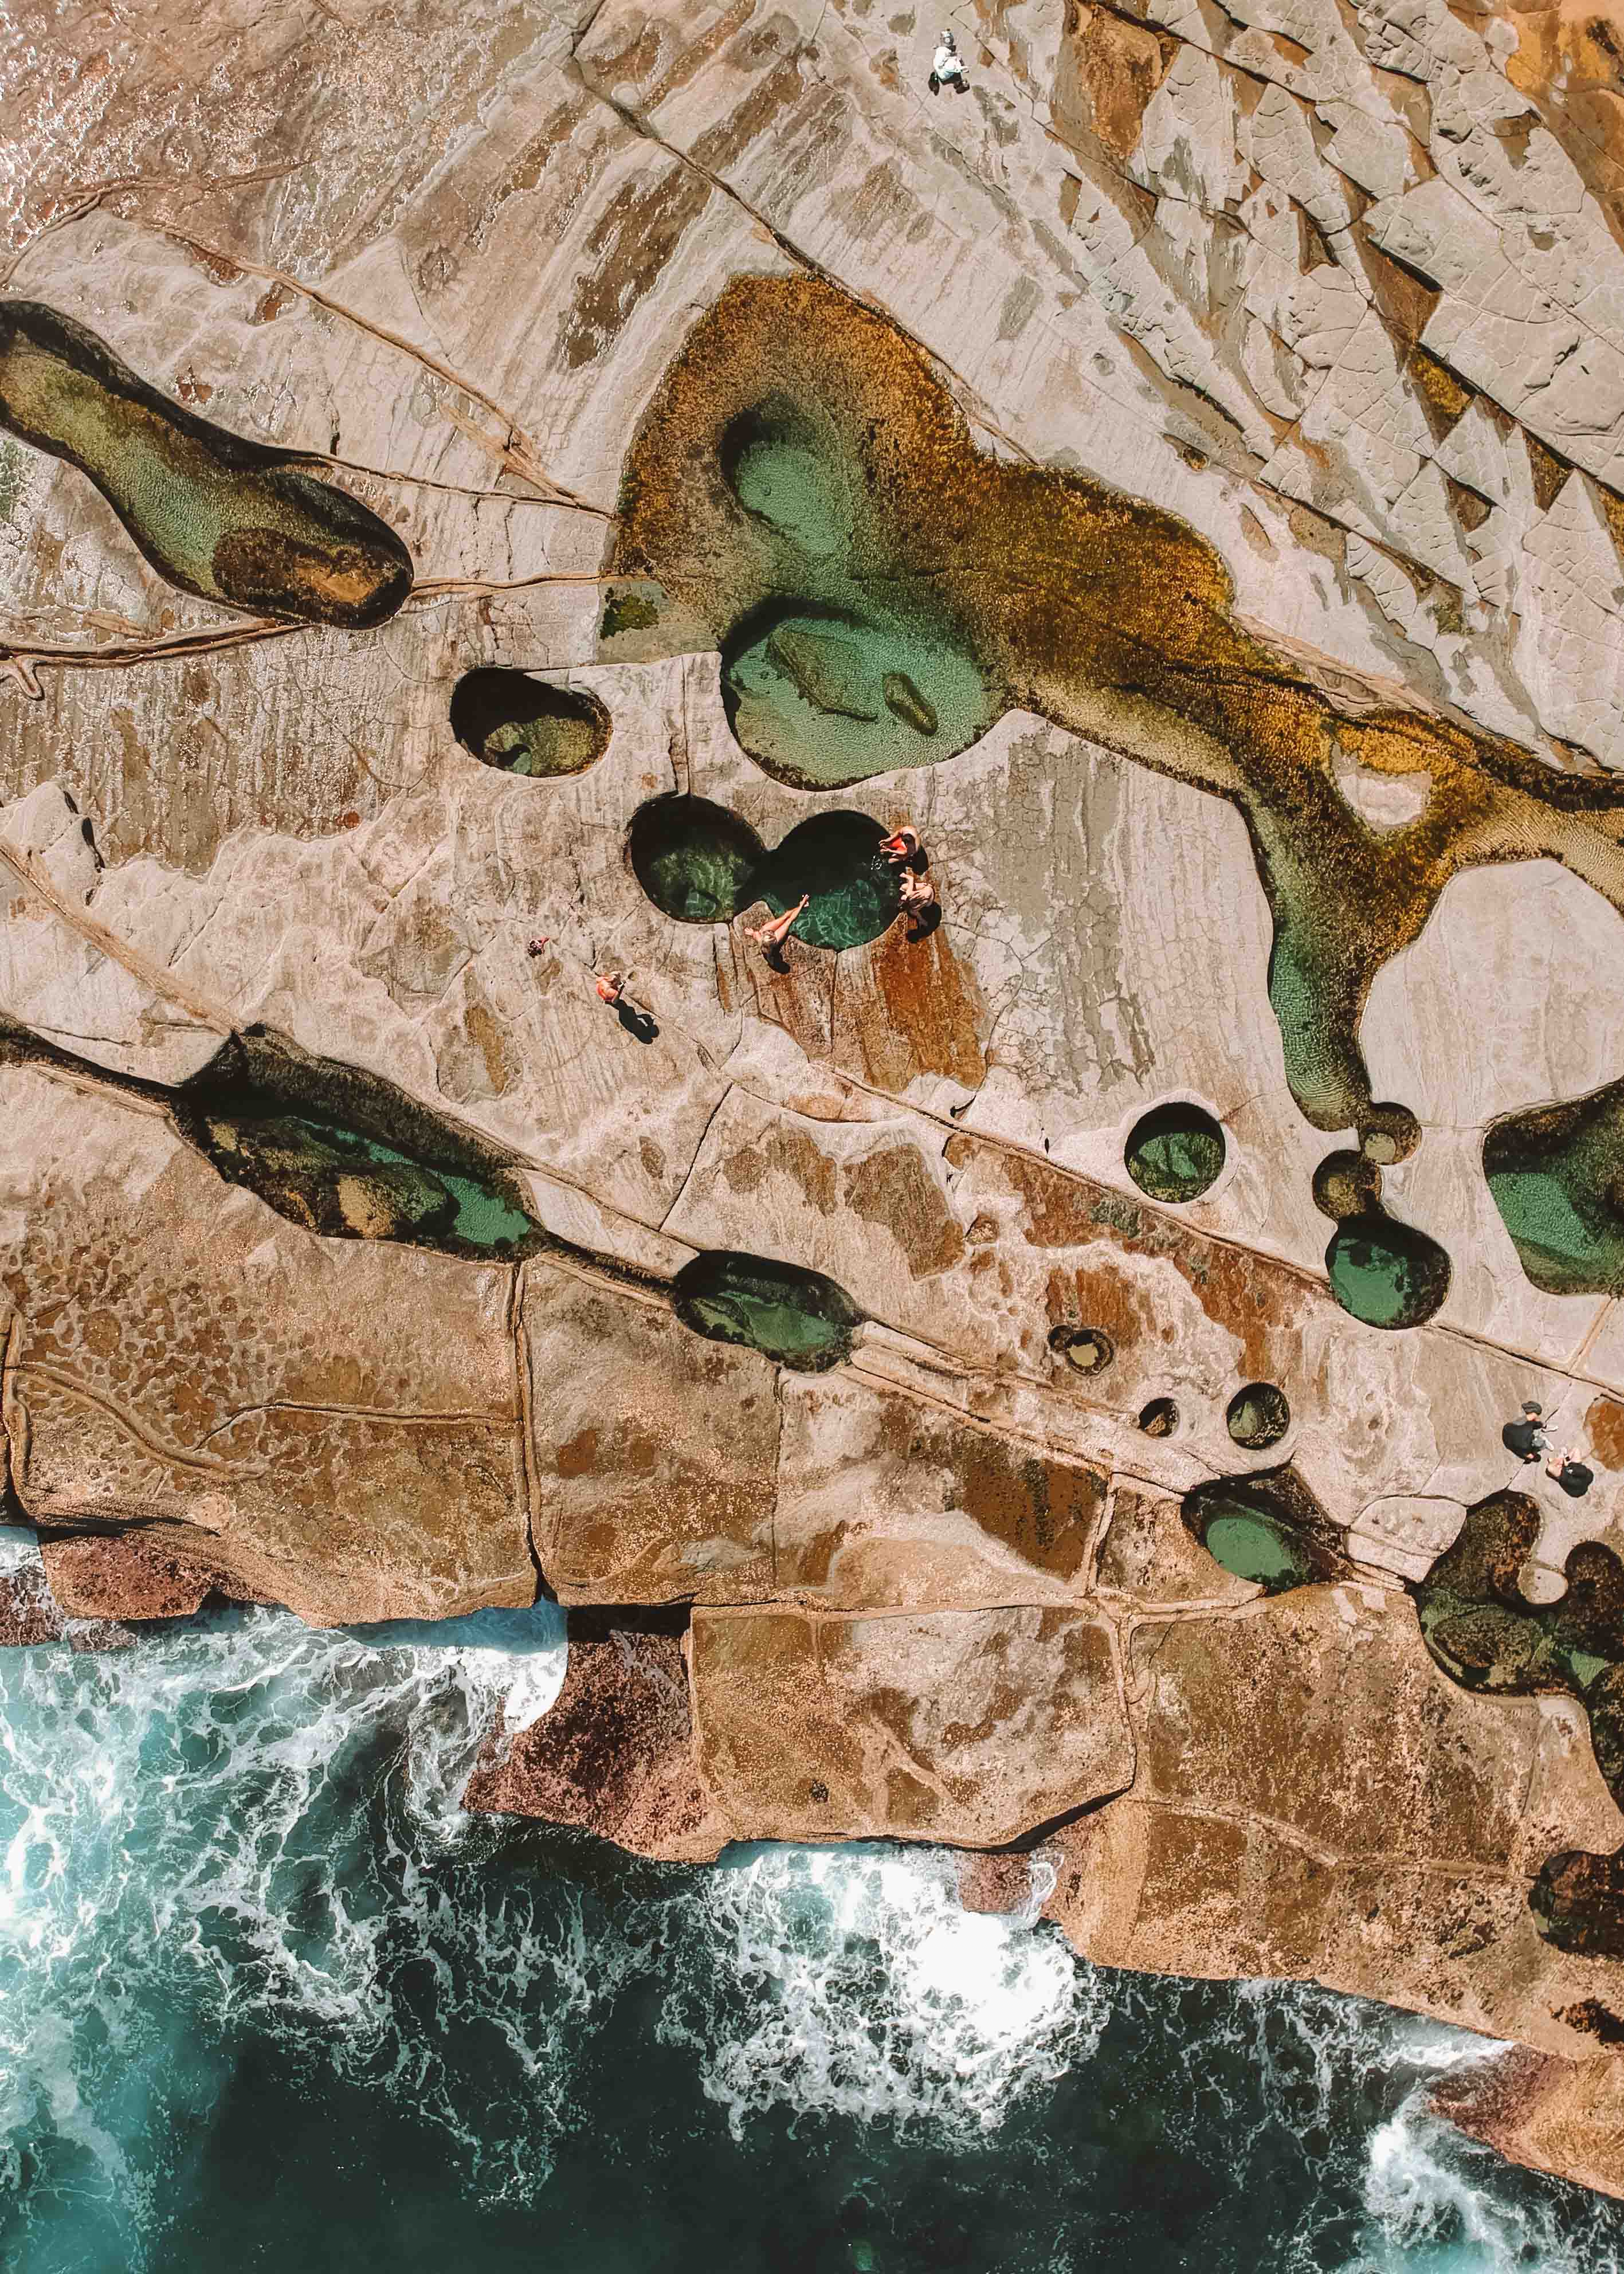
691 1604 1133 1848
11 0 1624 2207
0 1064 531 1625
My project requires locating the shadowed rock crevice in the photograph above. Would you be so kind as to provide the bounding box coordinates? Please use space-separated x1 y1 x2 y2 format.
0 299 413 627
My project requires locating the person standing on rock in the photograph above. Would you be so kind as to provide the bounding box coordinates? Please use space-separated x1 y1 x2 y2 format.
928 29 968 93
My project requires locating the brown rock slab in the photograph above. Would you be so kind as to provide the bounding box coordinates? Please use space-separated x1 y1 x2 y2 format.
0 1554 64 1646
775 1371 1106 1609
956 1848 1050 1916
1 1068 532 1626
1431 2047 1624 2205
692 1604 1133 1848
522 1258 779 1603
39 1531 248 1622
465 1610 726 1864
1094 1484 1258 1608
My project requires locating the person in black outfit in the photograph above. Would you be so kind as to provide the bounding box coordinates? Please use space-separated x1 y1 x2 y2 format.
1503 1401 1547 1461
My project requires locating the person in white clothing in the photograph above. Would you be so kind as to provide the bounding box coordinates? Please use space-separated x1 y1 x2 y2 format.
929 29 967 92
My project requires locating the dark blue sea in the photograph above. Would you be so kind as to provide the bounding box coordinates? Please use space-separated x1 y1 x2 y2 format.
1 1527 1617 2273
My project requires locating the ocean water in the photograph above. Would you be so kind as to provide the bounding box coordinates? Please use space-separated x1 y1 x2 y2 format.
1 1529 1620 2273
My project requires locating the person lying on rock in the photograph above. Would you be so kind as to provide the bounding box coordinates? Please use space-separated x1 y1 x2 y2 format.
744 893 810 974
928 29 967 93
881 825 928 873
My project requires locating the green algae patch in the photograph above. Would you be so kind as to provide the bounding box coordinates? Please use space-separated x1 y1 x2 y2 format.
0 300 413 627
1183 1468 1348 1596
1324 1210 1450 1330
627 795 764 924
1225 1382 1290 1450
1204 1508 1315 1590
450 669 610 778
176 1094 540 1260
1124 1101 1226 1203
1484 1079 1624 1296
672 1250 861 1371
754 810 900 950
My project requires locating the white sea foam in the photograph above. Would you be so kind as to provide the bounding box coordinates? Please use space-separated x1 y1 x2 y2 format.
0 1605 1620 2269
1347 2088 1624 2274
666 1844 1109 2138
0 1600 571 2232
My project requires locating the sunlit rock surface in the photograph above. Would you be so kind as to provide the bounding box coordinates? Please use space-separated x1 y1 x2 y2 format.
9 0 1624 2203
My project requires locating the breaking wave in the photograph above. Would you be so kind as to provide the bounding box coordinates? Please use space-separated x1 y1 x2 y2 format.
0 1577 1620 2269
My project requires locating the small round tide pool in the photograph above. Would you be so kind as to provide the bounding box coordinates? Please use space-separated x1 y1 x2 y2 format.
672 1250 861 1371
1124 1101 1226 1203
449 668 610 777
628 795 765 925
754 810 901 950
1324 1212 1450 1330
1048 1325 1115 1375
1226 1383 1289 1451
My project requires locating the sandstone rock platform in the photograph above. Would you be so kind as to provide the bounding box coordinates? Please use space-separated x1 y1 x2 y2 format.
11 0 1624 2204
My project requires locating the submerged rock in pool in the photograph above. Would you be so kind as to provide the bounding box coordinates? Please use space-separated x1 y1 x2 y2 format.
765 624 881 720
0 299 413 626
882 671 937 735
672 1250 861 1371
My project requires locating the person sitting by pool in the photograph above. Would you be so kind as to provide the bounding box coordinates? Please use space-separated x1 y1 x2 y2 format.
881 826 927 872
1546 1444 1595 1498
744 893 810 973
898 869 940 942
